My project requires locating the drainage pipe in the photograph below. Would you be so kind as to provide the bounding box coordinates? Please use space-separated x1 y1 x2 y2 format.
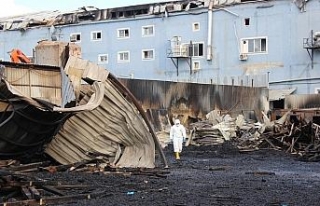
206 0 214 61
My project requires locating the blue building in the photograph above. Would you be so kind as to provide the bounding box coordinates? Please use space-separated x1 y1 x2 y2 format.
0 0 319 95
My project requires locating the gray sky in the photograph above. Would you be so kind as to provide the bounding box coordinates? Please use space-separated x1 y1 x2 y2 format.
0 0 175 17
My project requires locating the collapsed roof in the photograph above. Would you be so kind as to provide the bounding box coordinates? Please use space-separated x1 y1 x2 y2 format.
0 52 166 168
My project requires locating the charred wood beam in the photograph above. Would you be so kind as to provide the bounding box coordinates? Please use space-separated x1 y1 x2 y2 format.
7 161 50 172
2 191 109 206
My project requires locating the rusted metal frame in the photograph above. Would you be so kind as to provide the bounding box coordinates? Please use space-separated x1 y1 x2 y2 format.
169 58 179 76
0 61 60 71
108 73 168 168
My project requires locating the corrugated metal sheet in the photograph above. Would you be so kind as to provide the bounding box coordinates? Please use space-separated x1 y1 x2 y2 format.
1 61 76 107
3 63 61 106
285 94 320 109
269 88 296 101
45 57 156 168
120 79 268 122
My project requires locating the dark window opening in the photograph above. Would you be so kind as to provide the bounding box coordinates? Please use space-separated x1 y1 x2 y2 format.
313 116 320 125
111 12 117 19
198 44 203 56
272 100 284 109
244 18 250 26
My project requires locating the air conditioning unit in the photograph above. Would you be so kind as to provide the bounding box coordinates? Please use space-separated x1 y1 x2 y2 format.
239 53 248 61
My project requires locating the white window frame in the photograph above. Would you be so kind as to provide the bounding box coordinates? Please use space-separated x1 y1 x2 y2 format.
117 51 130 63
70 32 81 43
182 41 205 58
142 25 155 37
315 88 320 94
91 31 102 41
98 54 108 64
142 49 155 61
240 36 268 54
192 22 200 31
117 28 130 39
192 61 200 71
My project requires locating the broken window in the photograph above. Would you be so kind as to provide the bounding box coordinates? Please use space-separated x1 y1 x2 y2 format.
98 54 108 63
142 25 154 36
240 37 267 54
118 51 130 62
70 33 81 42
117 28 130 38
142 49 154 60
91 31 102 41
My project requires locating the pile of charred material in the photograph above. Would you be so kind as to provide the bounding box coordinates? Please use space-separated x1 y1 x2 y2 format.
0 159 169 205
188 109 320 162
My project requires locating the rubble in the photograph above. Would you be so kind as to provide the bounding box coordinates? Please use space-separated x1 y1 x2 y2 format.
186 108 320 162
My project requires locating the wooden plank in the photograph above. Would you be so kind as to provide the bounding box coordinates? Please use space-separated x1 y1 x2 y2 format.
21 186 32 199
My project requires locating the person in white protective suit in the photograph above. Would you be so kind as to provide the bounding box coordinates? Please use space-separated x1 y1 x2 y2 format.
170 119 187 160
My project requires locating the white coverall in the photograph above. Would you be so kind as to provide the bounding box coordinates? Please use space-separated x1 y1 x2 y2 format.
170 120 187 153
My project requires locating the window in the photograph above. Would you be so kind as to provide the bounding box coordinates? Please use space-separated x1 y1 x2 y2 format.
240 37 267 54
142 25 154 36
185 42 204 57
118 51 130 62
70 33 81 42
98 54 108 63
193 22 200 31
192 61 200 71
91 31 102 41
142 49 154 60
117 28 130 38
244 18 250 26
315 88 320 94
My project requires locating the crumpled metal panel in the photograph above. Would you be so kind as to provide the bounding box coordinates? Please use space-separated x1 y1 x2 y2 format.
0 61 76 108
45 79 155 168
0 11 61 31
63 56 109 99
0 66 70 158
1 62 60 107
45 57 156 168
